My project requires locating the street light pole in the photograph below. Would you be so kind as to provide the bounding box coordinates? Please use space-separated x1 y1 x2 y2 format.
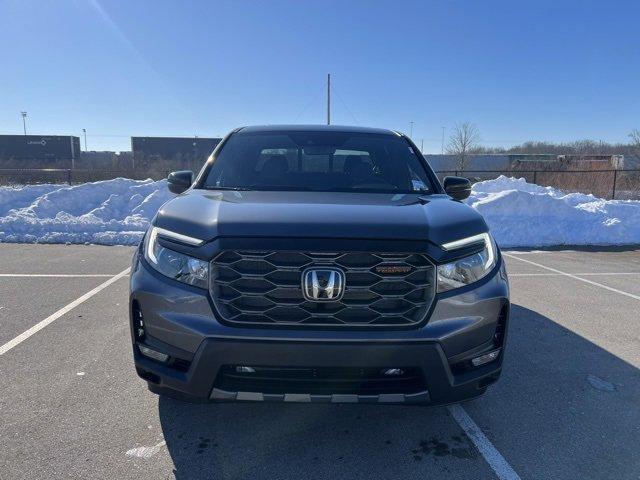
441 126 446 154
21 111 27 136
409 121 414 139
326 73 331 125
82 128 87 151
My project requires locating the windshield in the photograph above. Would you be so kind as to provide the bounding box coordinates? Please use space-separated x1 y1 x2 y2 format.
200 131 437 194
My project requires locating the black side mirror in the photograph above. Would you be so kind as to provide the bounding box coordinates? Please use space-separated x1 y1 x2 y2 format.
443 176 471 201
167 170 194 194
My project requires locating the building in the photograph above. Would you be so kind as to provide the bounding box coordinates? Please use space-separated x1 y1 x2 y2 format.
424 153 626 173
509 154 624 171
0 135 80 168
423 154 511 172
131 136 222 171
78 150 134 170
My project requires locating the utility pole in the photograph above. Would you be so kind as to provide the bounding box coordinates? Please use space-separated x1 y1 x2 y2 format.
409 121 414 139
82 128 87 151
421 139 424 153
326 73 331 125
21 111 27 136
441 126 446 154
70 136 75 170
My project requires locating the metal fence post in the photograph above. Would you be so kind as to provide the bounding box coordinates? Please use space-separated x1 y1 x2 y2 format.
612 170 618 200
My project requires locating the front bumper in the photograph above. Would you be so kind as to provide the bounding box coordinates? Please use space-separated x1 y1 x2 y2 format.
130 250 510 405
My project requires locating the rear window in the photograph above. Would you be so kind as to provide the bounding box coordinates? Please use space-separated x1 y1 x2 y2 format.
201 131 436 194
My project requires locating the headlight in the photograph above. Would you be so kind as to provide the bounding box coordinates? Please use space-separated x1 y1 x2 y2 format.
144 226 208 289
437 233 497 293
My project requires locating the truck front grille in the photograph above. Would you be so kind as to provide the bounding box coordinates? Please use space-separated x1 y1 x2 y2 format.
215 365 427 395
209 251 435 328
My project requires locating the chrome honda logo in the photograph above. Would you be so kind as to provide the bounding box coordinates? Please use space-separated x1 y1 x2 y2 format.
302 268 345 302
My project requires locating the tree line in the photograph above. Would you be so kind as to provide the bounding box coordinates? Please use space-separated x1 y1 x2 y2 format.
446 123 640 171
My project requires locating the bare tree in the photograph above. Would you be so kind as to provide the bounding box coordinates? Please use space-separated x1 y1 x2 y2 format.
630 129 640 156
446 122 481 171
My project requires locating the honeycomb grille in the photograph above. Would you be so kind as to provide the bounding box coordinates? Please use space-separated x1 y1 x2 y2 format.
209 251 435 328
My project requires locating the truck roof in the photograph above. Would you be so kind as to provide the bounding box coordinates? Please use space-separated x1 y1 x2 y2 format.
237 124 398 136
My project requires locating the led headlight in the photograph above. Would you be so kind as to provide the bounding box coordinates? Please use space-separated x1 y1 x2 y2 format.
144 226 208 289
437 233 497 293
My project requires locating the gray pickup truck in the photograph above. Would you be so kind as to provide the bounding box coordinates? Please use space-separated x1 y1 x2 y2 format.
129 124 509 405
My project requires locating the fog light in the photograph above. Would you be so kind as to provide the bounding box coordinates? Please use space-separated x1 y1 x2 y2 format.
138 345 169 363
236 366 256 373
382 368 404 376
471 349 501 367
132 301 145 341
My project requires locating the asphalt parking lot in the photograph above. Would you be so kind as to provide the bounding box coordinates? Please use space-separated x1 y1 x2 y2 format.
1 244 639 480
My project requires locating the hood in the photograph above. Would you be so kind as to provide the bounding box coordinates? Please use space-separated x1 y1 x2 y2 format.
154 190 488 247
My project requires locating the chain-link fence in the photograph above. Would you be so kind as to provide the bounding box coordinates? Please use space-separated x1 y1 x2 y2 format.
0 169 170 186
435 169 640 200
1 168 640 200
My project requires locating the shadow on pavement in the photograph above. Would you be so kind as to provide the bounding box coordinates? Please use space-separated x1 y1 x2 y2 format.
156 397 490 479
464 304 640 480
157 304 640 479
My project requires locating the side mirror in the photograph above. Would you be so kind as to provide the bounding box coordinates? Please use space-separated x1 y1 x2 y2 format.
167 170 193 194
443 176 471 201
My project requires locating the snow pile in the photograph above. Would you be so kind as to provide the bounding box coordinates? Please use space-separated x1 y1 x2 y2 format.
467 176 640 247
0 176 638 247
0 179 172 245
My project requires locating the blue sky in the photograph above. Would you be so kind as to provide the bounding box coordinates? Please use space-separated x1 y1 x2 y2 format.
1 0 639 152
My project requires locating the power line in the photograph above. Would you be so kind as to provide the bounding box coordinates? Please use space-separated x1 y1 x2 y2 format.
331 85 359 124
292 81 326 123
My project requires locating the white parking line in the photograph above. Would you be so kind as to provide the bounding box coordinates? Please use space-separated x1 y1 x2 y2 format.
510 272 640 277
0 274 117 278
504 253 640 301
448 404 521 480
125 440 166 459
0 268 130 356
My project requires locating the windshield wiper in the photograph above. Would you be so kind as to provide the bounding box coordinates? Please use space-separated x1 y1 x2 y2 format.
200 186 254 191
247 185 317 191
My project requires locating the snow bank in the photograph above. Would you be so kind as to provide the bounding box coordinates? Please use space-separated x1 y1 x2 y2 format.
0 178 172 245
0 176 638 247
467 176 640 247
